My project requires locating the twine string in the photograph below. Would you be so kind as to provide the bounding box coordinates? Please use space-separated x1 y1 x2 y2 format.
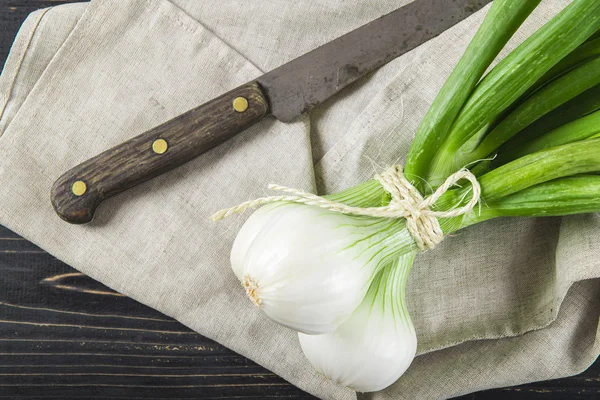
211 165 481 251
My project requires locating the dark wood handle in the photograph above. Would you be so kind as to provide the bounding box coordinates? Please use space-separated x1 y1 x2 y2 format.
51 81 270 224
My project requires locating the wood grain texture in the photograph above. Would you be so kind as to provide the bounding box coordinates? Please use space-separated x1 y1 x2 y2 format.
1 1 599 399
0 226 313 399
51 82 269 224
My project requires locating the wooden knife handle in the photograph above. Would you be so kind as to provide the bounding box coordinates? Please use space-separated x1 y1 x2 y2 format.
51 81 270 224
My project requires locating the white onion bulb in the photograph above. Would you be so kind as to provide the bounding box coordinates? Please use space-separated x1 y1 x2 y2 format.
230 203 412 334
298 253 417 392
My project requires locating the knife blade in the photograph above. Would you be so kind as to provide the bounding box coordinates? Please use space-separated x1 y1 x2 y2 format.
51 0 491 224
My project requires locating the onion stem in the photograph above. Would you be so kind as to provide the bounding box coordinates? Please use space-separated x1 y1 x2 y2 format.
403 0 542 192
427 0 600 185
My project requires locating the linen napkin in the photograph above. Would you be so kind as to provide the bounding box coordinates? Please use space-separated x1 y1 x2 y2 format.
1 1 598 399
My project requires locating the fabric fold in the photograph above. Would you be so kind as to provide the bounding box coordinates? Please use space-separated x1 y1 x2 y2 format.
0 4 86 135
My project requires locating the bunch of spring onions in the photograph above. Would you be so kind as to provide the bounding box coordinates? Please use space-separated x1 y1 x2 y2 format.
226 0 600 392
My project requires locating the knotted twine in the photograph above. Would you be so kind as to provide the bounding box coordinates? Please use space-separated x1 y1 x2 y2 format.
212 165 481 251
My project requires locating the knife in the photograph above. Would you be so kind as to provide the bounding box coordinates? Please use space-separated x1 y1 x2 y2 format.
51 0 490 224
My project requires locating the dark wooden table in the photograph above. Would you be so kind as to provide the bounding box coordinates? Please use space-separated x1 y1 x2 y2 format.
1 1 598 399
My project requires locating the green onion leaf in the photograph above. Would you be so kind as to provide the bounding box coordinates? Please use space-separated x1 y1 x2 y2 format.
427 0 600 184
479 138 600 201
500 83 600 152
464 56 600 163
497 109 600 164
526 37 600 96
403 0 541 192
471 175 600 221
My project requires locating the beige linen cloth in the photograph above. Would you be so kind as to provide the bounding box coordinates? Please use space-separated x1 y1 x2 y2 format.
0 0 598 398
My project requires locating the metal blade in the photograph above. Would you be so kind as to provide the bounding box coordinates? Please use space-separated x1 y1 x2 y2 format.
257 0 491 122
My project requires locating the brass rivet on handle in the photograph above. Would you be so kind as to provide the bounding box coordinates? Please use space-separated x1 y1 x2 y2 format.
152 139 168 154
233 97 249 113
72 181 87 196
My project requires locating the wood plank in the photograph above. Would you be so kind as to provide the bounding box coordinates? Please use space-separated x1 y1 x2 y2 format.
0 226 313 399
